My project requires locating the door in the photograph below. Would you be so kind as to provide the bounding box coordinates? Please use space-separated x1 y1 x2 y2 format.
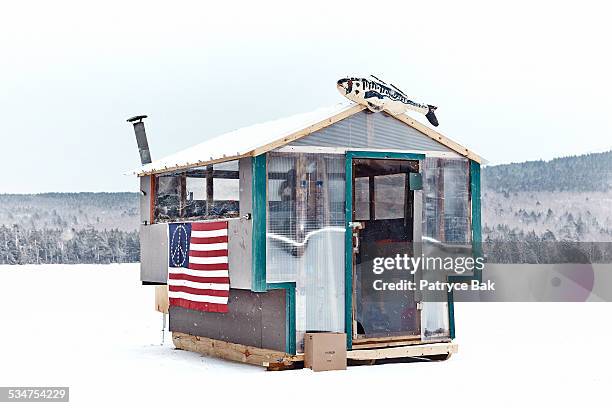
346 154 423 342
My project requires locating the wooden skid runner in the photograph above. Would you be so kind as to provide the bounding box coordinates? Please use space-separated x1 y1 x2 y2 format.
172 332 302 369
348 342 458 360
173 332 457 369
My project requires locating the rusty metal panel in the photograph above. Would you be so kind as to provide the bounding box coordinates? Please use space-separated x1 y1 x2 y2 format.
140 223 168 284
169 289 286 352
228 218 252 289
290 110 453 152
139 175 151 225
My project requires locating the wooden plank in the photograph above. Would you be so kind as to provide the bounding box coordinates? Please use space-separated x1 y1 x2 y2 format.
172 332 302 367
137 153 251 177
149 175 156 224
353 334 421 343
352 338 450 350
155 285 169 314
347 342 458 360
392 112 485 164
437 158 446 241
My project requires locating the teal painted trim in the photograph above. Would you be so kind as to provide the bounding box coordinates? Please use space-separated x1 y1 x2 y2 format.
344 154 353 350
470 160 483 282
346 151 425 161
251 154 267 292
343 150 425 350
252 154 295 353
267 282 296 355
447 289 455 339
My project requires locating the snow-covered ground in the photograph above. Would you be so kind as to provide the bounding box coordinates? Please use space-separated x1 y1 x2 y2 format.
0 264 609 407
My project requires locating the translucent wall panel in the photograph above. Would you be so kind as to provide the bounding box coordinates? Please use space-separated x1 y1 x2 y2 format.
266 152 345 352
421 157 470 339
421 302 450 339
422 157 470 244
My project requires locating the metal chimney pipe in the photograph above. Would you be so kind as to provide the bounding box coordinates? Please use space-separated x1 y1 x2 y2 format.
127 114 152 165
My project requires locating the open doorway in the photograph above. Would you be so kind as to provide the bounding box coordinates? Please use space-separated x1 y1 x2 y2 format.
349 156 421 341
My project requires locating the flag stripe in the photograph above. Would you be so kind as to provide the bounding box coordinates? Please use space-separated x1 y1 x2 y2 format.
189 249 228 258
191 221 229 231
170 298 229 313
188 262 229 271
190 236 228 245
169 273 229 284
189 242 228 251
168 279 229 290
169 292 228 304
188 255 228 265
168 285 229 297
169 268 228 278
191 229 228 238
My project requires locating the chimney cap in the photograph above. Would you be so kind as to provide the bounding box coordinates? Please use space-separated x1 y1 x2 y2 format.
127 114 148 123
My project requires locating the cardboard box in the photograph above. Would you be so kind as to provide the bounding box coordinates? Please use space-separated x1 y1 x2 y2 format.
304 332 347 372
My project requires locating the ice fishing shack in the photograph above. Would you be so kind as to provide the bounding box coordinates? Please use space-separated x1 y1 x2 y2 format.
129 77 484 369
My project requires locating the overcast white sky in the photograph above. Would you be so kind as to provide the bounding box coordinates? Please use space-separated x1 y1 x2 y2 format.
1 0 610 193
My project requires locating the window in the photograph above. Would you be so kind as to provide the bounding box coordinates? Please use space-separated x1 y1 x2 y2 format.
354 177 370 221
374 173 406 220
154 174 181 221
154 160 240 223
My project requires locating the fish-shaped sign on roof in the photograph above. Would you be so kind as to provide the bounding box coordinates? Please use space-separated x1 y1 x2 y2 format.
336 75 439 126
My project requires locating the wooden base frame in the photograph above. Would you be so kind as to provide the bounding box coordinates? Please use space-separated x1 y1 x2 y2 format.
172 332 457 370
347 342 457 360
352 335 450 350
172 332 302 370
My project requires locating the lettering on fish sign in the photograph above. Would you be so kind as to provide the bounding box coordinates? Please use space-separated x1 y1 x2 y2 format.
336 75 440 127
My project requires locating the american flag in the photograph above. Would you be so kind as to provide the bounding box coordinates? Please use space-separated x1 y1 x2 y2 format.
167 221 230 313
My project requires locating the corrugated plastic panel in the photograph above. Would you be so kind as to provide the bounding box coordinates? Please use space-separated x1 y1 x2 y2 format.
266 152 345 352
290 111 453 152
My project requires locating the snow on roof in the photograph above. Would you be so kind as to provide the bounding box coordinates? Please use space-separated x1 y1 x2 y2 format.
131 100 484 176
132 102 360 175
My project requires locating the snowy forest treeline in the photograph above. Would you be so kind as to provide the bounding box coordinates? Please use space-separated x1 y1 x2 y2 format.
482 150 612 244
0 193 139 264
482 150 612 262
1 151 611 264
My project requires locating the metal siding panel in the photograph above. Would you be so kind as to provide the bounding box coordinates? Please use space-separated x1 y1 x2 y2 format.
140 223 168 284
261 289 288 351
228 218 252 289
290 111 453 152
139 176 151 225
239 157 253 216
169 289 286 351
